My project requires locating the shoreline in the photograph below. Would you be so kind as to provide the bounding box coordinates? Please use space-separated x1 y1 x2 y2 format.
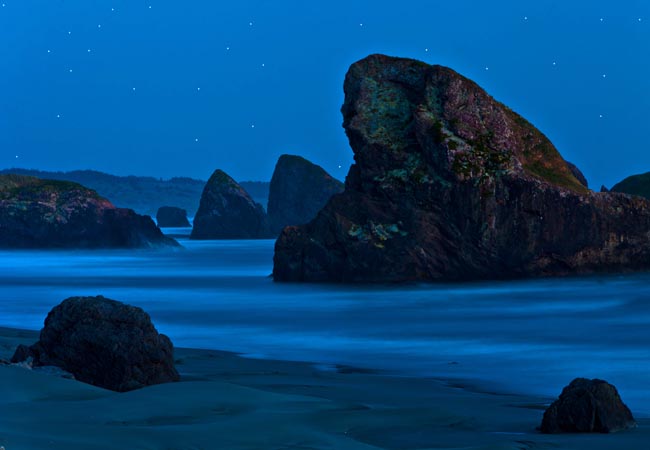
1 326 648 449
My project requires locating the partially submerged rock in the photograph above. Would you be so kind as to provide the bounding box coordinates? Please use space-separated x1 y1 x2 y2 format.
274 54 650 282
267 155 344 235
156 206 191 227
0 175 178 248
541 378 636 433
12 296 180 392
191 169 271 239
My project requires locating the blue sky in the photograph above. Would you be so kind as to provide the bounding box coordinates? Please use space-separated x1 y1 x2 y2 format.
0 0 648 188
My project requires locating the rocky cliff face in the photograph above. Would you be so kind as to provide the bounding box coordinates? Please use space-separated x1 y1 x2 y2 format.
191 169 270 239
0 175 178 248
267 155 344 235
274 54 650 282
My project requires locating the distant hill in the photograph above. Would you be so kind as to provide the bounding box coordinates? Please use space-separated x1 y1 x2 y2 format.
610 172 650 200
0 168 270 217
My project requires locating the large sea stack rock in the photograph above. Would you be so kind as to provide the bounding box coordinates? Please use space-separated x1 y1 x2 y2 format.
11 296 180 392
0 175 178 248
274 54 650 282
156 206 191 227
267 155 344 235
191 169 270 239
541 378 636 433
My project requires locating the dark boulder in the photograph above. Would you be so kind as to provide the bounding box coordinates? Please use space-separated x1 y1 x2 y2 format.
600 185 610 193
566 161 588 188
156 206 191 227
0 175 178 249
267 155 344 235
274 54 650 282
191 169 271 239
11 296 180 392
541 378 636 433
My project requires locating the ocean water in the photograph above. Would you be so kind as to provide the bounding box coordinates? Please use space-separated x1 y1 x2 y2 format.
1 229 649 416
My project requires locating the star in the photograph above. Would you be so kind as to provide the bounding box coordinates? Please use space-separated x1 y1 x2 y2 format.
111 7 115 12
226 46 230 51
338 165 342 169
599 114 604 118
425 48 429 52
602 74 607 78
56 114 61 118
485 66 489 71
15 155 19 159
68 69 73 73
251 124 255 128
97 24 102 28
195 138 199 142
524 16 528 21
639 18 643 22
359 23 364 27
148 5 152 9
68 31 72 35
261 63 265 67
249 21 253 26
600 18 604 22
552 61 557 66
87 49 91 53
47 49 51 53
132 87 136 91
197 87 201 91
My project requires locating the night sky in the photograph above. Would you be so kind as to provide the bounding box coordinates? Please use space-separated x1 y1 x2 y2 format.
1 1 648 188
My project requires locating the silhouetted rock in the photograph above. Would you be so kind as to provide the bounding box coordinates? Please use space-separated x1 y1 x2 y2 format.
566 162 588 188
156 206 191 227
611 172 650 199
600 185 609 193
267 155 344 235
191 170 270 239
541 378 636 433
0 175 178 249
11 296 180 392
274 54 650 282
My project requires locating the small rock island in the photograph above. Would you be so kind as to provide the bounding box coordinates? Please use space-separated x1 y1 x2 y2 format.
156 206 191 227
191 169 270 239
267 154 344 235
0 174 178 248
274 54 650 282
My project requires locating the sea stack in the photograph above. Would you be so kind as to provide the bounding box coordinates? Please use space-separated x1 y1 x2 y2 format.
267 155 344 235
274 54 650 282
156 206 191 227
0 174 178 248
191 169 270 239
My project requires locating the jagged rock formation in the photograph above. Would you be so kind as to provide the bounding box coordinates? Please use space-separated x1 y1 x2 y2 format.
274 54 650 282
566 162 588 188
611 172 650 199
11 296 180 392
191 169 270 239
156 206 191 227
0 175 178 248
267 155 344 235
541 378 636 433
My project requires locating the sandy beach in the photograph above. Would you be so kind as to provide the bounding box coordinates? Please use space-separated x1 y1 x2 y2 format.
0 327 647 450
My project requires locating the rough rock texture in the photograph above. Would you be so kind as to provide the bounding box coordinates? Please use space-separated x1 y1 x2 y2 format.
600 185 610 193
611 172 650 199
191 169 270 239
541 378 636 433
566 162 588 188
274 54 650 282
156 206 191 227
0 175 178 249
267 155 344 235
11 296 180 392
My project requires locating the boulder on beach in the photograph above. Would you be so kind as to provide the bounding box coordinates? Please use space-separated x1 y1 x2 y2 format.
191 169 271 239
156 206 191 227
11 296 180 392
273 54 650 282
0 174 178 248
267 154 344 235
540 378 636 434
